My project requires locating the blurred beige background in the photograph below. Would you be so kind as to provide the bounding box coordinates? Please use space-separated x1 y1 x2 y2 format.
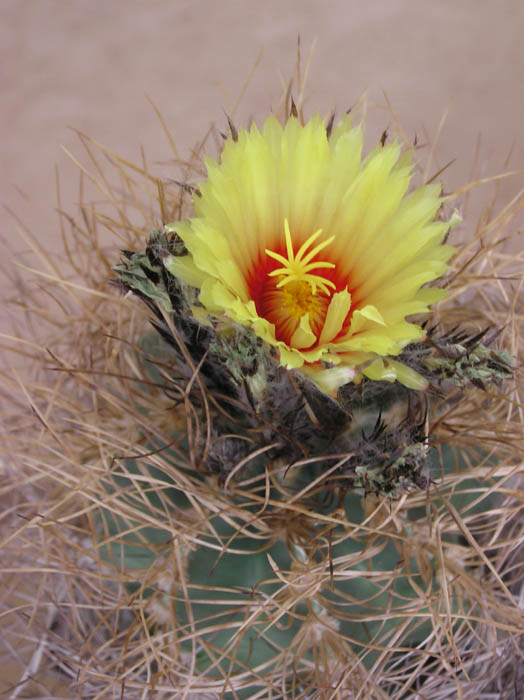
2 0 524 281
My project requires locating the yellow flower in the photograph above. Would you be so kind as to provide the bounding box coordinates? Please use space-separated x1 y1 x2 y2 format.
166 114 454 393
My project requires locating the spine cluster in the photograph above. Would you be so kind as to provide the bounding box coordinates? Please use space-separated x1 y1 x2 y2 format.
114 230 514 497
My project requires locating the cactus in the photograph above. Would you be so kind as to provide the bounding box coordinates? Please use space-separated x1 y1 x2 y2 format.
88 231 516 695
4 97 523 700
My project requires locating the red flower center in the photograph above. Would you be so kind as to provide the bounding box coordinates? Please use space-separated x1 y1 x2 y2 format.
246 220 352 347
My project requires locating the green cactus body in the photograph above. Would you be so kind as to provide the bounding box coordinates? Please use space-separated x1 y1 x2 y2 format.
102 230 514 695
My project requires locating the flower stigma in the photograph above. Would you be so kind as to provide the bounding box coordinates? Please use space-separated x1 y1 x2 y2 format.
265 219 337 325
265 219 336 295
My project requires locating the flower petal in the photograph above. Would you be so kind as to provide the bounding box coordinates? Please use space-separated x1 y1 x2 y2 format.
318 289 352 344
300 364 358 393
165 254 208 288
290 313 316 349
356 305 386 325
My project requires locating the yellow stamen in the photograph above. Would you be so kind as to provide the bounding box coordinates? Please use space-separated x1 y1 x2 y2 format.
265 219 336 295
282 280 322 320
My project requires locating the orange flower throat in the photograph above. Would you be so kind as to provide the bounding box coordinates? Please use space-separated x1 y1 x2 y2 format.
259 219 344 345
